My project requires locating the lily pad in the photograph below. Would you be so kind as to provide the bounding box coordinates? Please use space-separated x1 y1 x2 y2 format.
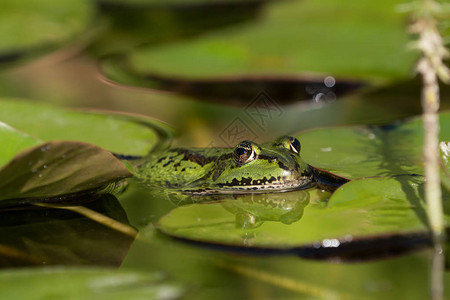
0 0 94 63
0 141 131 205
102 59 365 103
156 175 437 259
0 121 41 168
299 112 450 179
92 0 266 57
0 267 184 300
102 0 416 98
0 98 173 156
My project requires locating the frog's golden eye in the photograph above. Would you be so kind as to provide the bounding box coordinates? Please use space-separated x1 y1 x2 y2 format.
233 141 256 165
276 136 301 155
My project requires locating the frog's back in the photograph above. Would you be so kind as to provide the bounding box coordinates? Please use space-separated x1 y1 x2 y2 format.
135 147 225 188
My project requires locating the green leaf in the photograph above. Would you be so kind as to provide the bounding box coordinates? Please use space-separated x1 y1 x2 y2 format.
0 0 94 63
0 141 132 203
93 1 267 59
103 0 416 88
0 267 183 300
299 112 450 179
0 98 173 156
156 176 438 257
0 121 41 168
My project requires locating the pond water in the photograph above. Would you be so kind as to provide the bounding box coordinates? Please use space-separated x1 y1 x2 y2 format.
1 0 450 298
0 179 446 299
0 50 450 298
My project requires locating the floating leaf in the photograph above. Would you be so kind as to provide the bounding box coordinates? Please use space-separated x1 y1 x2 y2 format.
103 0 416 99
0 98 173 156
92 0 265 57
0 0 94 64
299 112 450 179
102 59 365 103
156 176 439 259
0 141 132 204
0 121 41 168
0 267 184 300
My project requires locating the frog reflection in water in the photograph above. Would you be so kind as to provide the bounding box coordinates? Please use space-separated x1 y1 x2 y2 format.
222 191 311 229
135 136 314 195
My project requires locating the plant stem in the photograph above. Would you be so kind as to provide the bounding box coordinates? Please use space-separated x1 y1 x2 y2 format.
411 1 450 299
420 56 444 239
420 59 445 300
430 243 445 300
413 0 450 244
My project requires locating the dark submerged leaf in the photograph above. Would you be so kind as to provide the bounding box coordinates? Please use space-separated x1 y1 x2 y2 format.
0 194 134 267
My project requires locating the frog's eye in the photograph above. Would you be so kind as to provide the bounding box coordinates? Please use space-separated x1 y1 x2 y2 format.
276 136 301 155
233 141 256 165
288 136 301 154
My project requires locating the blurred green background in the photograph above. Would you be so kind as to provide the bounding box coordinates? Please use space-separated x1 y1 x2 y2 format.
0 0 449 299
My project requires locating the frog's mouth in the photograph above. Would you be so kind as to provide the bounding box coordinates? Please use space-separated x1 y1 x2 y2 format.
185 177 314 195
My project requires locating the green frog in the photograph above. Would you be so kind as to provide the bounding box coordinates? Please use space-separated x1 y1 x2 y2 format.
134 136 316 195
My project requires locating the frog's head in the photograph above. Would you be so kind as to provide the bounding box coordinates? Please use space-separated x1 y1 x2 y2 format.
209 136 313 193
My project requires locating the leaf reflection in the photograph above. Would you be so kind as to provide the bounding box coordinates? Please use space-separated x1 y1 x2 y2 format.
0 194 135 267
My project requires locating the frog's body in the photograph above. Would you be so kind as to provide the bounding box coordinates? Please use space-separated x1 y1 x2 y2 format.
135 136 314 195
